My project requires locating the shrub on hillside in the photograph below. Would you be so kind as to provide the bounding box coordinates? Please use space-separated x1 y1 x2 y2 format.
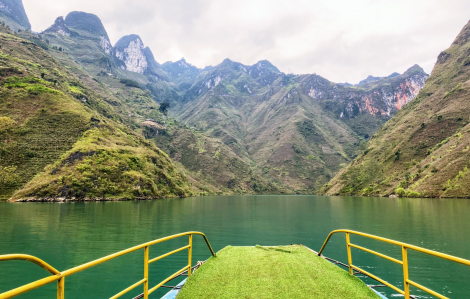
119 79 140 88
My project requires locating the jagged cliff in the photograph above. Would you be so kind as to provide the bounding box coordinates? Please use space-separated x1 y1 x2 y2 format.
113 34 148 73
323 20 470 198
301 65 427 118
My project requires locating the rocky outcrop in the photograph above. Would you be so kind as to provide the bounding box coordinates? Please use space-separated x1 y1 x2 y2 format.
113 34 148 74
43 16 73 37
300 64 428 118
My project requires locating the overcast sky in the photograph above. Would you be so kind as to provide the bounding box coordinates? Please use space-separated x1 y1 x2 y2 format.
22 0 470 83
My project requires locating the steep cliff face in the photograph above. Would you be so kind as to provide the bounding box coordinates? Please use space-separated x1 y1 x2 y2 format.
113 34 149 74
300 65 428 118
323 20 470 198
0 0 30 30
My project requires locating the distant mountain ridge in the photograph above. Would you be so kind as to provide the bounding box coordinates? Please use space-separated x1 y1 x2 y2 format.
323 20 470 198
358 72 400 85
0 7 431 196
173 57 427 192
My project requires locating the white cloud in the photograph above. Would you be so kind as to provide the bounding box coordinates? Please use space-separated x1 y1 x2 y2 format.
22 0 470 83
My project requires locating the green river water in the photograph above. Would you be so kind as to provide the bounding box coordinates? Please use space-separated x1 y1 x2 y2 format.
0 195 469 298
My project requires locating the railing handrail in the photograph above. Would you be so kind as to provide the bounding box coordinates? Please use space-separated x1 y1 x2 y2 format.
0 254 60 275
0 231 216 299
318 229 470 299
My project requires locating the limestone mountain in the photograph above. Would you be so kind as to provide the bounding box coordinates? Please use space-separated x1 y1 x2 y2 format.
0 0 30 31
323 20 470 198
111 34 167 80
113 34 149 74
0 24 196 201
10 12 282 196
0 7 430 197
40 12 180 104
174 59 428 192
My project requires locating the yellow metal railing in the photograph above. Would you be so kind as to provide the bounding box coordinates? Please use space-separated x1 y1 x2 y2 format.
0 232 216 299
318 229 470 299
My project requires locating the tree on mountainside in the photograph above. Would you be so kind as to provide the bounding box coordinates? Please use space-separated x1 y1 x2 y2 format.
159 102 170 115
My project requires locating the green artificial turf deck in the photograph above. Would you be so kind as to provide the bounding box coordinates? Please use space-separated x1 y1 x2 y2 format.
176 245 380 299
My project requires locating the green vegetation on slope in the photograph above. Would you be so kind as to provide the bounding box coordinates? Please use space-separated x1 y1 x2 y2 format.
14 124 192 200
151 123 288 195
177 245 379 299
0 8 430 198
176 61 389 193
36 22 281 196
0 25 195 201
323 20 470 198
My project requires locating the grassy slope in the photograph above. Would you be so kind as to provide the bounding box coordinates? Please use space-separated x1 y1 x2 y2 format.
323 20 470 198
177 68 376 193
0 25 195 201
40 27 283 195
177 245 379 299
152 123 289 195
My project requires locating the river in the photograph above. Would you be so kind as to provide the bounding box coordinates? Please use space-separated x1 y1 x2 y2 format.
0 195 469 298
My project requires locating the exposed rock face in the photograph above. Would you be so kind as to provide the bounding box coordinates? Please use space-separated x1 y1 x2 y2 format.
100 36 112 54
300 64 428 118
113 34 148 74
0 0 30 29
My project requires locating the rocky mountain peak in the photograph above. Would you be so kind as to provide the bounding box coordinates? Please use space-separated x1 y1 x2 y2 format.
44 16 72 37
64 11 111 54
405 64 424 73
0 0 30 30
113 34 148 74
253 60 280 73
65 11 107 37
177 58 190 67
358 75 382 85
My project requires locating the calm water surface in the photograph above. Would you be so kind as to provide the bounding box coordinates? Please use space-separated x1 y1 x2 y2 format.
0 195 469 298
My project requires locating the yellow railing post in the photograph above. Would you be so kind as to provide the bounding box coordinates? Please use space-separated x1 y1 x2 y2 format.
188 234 193 276
346 232 353 275
57 277 64 299
143 246 149 299
402 246 410 299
